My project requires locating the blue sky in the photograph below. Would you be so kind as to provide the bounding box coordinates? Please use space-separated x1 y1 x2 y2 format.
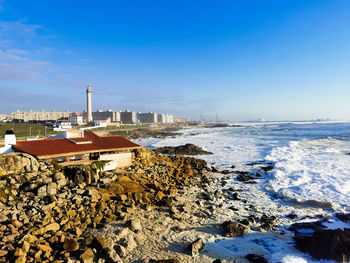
0 0 349 121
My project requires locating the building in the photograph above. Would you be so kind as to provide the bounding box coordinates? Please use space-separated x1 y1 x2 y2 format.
94 119 109 127
69 113 84 125
173 118 186 123
157 114 166 124
120 110 137 124
12 130 141 170
11 110 70 123
138 112 158 124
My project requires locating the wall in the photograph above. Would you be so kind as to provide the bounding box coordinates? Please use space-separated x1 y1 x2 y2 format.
99 152 132 168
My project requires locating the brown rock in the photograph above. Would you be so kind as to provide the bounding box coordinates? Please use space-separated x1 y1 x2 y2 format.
63 238 79 251
222 221 248 237
186 238 204 256
80 248 94 263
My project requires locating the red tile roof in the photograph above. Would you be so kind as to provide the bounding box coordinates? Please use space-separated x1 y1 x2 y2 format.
13 131 141 159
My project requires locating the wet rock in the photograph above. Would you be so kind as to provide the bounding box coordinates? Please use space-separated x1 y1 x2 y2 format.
232 192 241 201
287 212 298 220
260 215 277 232
212 260 222 263
221 170 231 174
294 228 350 261
186 238 204 256
245 254 268 263
335 213 350 222
259 165 274 172
211 167 219 173
237 174 256 183
289 220 326 233
222 221 248 237
154 144 213 155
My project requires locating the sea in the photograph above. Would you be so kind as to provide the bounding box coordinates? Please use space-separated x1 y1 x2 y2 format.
137 121 350 262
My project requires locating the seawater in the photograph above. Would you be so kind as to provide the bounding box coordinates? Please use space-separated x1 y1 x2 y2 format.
138 121 350 209
137 121 350 262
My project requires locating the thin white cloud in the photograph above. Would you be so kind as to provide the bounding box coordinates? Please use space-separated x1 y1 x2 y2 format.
0 20 43 39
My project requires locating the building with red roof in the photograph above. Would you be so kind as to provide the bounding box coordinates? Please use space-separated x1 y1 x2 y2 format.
12 130 141 169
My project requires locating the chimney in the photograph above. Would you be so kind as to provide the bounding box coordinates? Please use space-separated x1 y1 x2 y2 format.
5 130 16 147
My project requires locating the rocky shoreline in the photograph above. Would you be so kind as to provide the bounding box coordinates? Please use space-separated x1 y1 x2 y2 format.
1 145 350 262
0 148 211 262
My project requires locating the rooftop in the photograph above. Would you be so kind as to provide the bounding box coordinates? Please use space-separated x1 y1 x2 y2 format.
13 131 141 159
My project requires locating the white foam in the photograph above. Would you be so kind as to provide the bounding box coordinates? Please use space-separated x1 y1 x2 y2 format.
266 138 350 208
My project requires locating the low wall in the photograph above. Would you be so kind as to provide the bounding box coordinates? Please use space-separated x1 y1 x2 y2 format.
0 152 39 176
99 152 132 168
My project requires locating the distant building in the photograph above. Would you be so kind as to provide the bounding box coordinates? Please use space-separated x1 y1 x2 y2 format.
157 114 166 124
69 113 84 125
138 112 158 124
173 118 186 123
120 110 137 124
94 119 109 127
11 110 70 123
157 113 174 124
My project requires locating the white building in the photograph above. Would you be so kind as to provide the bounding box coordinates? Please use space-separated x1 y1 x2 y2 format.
69 113 84 125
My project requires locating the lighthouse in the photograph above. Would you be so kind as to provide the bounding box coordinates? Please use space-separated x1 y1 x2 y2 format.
86 85 93 123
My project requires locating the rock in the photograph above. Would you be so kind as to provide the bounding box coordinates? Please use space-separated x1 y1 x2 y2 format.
212 260 222 263
222 221 248 237
287 212 298 220
259 165 274 172
37 185 47 198
237 174 256 182
63 238 79 251
120 236 137 252
33 222 60 235
221 170 231 174
294 228 350 261
335 213 350 222
211 167 219 173
232 192 241 200
186 238 204 256
126 219 142 232
80 248 94 263
154 144 213 155
245 254 268 263
114 244 126 257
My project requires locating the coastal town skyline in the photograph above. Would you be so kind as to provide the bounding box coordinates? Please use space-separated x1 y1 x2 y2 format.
0 1 349 121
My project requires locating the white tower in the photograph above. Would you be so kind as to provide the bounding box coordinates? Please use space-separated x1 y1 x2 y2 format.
86 85 93 123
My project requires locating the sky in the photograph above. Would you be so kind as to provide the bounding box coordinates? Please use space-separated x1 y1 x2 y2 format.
0 0 349 121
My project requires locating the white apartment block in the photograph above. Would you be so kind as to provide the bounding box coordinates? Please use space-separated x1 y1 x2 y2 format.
12 110 70 122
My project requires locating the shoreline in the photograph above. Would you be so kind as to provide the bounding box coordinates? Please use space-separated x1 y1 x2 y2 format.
1 124 350 262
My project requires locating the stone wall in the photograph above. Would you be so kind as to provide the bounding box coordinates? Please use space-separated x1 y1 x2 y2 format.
0 152 39 176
